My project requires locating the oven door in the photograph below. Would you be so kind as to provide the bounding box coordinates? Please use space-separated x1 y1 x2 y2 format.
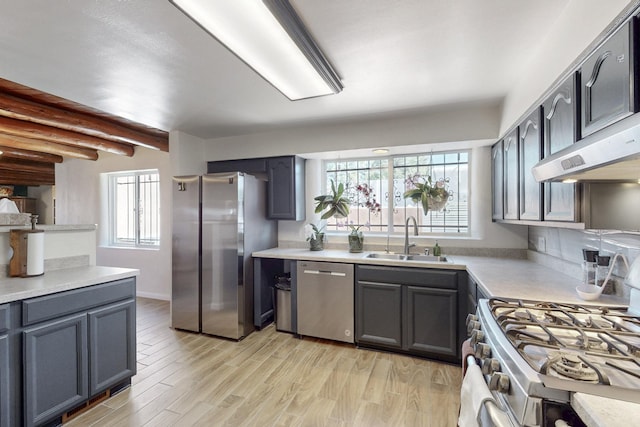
461 355 517 427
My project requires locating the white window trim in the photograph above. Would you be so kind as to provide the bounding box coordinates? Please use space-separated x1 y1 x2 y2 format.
107 169 160 248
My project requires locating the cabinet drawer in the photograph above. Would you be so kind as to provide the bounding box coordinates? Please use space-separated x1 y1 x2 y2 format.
22 278 135 326
0 304 8 334
357 265 458 289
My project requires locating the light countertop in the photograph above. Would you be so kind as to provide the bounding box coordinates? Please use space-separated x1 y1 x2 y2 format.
252 248 627 306
0 265 139 303
572 393 640 427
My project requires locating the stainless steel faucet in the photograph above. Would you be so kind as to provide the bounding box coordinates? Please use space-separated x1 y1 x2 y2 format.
404 216 418 254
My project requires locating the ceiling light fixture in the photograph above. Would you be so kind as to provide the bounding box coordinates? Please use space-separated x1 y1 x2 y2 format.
562 178 578 184
372 148 389 154
170 0 343 101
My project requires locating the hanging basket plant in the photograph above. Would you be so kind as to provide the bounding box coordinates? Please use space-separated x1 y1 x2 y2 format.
314 180 350 219
403 174 450 216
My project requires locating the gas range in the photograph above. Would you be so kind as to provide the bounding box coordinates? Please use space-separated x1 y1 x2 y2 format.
469 298 640 426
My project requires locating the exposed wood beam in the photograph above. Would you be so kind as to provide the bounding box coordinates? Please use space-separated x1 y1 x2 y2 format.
0 92 168 152
0 157 55 187
0 117 134 157
0 133 98 161
0 145 63 163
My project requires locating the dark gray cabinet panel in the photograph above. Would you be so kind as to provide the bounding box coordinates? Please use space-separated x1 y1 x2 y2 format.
22 278 135 326
88 300 136 395
267 156 305 220
503 129 519 220
542 74 579 222
581 20 637 137
491 141 504 221
355 281 402 349
355 265 462 362
207 158 268 174
0 334 8 427
405 286 457 357
23 314 88 427
518 108 543 221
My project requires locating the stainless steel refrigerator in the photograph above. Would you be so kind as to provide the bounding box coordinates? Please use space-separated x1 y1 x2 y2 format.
171 172 277 340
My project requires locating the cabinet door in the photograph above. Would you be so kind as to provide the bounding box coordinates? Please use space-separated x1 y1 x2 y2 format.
503 129 519 220
267 156 304 220
405 286 457 358
355 281 402 349
519 108 543 221
542 74 579 222
0 335 8 427
23 314 88 427
491 141 504 221
581 21 636 137
88 300 136 396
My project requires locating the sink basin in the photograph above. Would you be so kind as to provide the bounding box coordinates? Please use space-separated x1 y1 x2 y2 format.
364 253 450 262
365 253 408 260
405 255 449 262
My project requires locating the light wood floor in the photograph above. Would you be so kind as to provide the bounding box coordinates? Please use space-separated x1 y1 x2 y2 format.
67 298 462 427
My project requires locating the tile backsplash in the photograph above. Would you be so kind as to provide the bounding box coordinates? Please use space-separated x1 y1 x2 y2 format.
529 227 640 298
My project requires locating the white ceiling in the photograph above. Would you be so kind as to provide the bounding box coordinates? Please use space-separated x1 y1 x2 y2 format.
0 0 573 140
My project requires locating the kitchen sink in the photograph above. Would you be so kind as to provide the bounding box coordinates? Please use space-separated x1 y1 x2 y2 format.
365 253 408 260
364 253 451 262
405 254 449 262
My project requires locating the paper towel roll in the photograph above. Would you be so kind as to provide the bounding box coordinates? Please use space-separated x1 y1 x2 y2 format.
26 232 44 276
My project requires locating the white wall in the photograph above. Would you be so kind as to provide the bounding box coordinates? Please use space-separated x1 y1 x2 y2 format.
55 148 172 300
500 0 634 134
172 102 528 251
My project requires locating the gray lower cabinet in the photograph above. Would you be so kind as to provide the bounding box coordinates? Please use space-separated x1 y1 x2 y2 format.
405 285 457 357
0 334 8 427
20 278 136 427
355 265 463 362
23 314 89 427
88 300 136 395
355 281 402 349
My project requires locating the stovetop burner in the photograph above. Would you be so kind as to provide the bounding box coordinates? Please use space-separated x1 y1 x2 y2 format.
488 298 640 401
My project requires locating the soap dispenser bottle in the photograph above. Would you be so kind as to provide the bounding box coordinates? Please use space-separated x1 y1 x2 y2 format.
433 241 441 256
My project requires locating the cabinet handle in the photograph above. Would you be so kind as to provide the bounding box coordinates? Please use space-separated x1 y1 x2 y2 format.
302 269 346 277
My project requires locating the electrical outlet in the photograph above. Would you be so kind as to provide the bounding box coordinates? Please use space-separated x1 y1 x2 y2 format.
538 237 546 252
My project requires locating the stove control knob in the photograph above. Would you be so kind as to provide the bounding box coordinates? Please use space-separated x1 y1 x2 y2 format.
467 320 481 336
474 342 491 359
466 313 478 326
481 358 500 375
470 329 484 345
489 373 510 394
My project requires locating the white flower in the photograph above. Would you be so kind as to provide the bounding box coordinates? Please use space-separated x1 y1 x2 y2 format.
304 223 315 240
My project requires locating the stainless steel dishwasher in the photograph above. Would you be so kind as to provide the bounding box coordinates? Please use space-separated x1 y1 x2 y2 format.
297 260 354 343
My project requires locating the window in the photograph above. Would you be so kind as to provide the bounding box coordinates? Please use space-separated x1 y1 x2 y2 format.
108 170 160 247
323 151 469 234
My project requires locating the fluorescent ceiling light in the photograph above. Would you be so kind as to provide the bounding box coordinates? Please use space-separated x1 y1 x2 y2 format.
170 0 343 100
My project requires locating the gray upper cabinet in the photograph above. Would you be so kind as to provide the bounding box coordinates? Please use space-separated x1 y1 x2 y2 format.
208 155 305 220
580 20 637 137
542 74 580 222
266 156 305 220
503 129 519 220
491 141 504 221
518 108 543 221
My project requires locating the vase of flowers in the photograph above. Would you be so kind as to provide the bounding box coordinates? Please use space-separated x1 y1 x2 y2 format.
348 225 364 253
403 174 450 216
304 223 325 251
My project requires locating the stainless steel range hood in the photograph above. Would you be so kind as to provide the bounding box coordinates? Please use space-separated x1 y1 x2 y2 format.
532 112 640 182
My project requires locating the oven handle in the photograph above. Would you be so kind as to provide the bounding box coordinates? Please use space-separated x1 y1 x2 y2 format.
466 355 515 427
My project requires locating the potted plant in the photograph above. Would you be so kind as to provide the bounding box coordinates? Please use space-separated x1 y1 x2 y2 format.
304 223 325 251
314 180 350 219
348 224 364 253
403 174 450 216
